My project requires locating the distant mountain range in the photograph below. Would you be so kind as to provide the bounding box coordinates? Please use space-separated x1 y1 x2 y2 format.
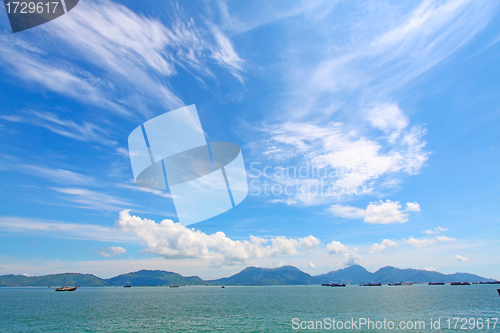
0 265 495 287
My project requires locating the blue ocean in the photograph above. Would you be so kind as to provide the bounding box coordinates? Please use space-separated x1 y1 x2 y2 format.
1 284 499 332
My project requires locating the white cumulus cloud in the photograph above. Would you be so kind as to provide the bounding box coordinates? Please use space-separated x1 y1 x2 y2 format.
436 236 456 242
366 103 409 142
116 210 320 267
423 227 448 234
326 240 361 266
329 200 420 224
405 235 456 248
454 255 469 262
99 246 126 258
326 240 349 254
370 239 397 254
405 202 421 212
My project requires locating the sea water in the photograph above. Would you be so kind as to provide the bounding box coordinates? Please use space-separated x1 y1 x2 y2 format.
1 284 499 332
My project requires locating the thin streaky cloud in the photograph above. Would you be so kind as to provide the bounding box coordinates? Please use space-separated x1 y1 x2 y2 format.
0 217 136 243
21 165 96 186
209 26 245 82
0 35 126 114
116 183 173 199
46 0 246 114
0 0 247 121
51 187 135 212
2 110 117 146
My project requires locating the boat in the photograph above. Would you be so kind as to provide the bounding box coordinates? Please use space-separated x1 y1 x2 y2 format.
388 283 401 286
360 283 381 286
321 283 346 287
221 285 225 288
451 282 470 285
428 282 445 285
169 285 179 288
401 283 413 286
478 281 500 284
55 286 77 291
124 285 132 288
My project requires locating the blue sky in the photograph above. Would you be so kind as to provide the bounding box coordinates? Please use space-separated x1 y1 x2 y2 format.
0 0 499 280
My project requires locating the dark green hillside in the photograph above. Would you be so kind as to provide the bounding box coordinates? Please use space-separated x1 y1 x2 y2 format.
210 266 314 286
105 270 210 286
0 273 107 287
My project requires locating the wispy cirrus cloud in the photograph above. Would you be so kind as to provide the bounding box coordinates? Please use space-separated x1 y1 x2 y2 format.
1 110 117 146
0 0 246 120
0 156 96 186
51 187 134 211
46 0 246 111
285 0 496 118
423 226 449 234
258 104 428 205
116 183 172 199
213 0 338 33
21 165 95 185
209 26 245 82
0 217 135 242
252 0 496 208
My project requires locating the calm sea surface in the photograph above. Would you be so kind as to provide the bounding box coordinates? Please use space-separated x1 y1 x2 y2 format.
1 285 499 332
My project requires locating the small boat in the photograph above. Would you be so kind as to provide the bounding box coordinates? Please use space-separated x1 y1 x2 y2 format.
360 283 381 286
428 282 445 285
124 285 132 288
388 283 401 286
169 285 179 288
322 283 345 286
221 285 225 288
497 289 500 297
55 286 77 291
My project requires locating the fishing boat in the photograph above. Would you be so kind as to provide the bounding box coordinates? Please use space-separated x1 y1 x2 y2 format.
451 282 470 285
360 283 381 286
388 283 401 286
124 285 132 288
55 286 77 291
428 282 445 285
169 285 179 288
321 283 346 287
401 282 413 286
